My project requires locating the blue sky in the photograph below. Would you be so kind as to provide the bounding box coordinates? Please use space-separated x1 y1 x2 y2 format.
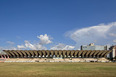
0 0 116 50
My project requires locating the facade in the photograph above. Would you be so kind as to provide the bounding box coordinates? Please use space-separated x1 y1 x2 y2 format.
81 43 111 50
0 43 115 62
0 50 112 62
0 50 111 58
109 45 116 59
80 43 116 59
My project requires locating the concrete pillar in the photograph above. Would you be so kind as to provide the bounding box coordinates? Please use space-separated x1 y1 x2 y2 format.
112 48 115 58
1 55 3 58
7 55 9 58
4 55 6 59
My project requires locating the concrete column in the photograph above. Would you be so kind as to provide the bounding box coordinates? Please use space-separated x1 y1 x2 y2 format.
1 55 3 58
112 48 115 58
4 55 6 59
7 55 9 58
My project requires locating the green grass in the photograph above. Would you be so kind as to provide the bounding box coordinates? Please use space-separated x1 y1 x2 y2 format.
0 62 116 77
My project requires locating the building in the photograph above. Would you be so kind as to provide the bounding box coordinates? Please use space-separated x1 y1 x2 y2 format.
109 45 116 60
81 43 116 59
0 43 115 62
81 43 111 50
1 50 112 58
0 43 114 62
0 50 112 62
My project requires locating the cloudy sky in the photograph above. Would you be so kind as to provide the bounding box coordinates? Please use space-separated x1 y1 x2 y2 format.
0 0 116 50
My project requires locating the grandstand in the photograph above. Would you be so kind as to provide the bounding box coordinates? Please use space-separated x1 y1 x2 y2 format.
0 50 112 62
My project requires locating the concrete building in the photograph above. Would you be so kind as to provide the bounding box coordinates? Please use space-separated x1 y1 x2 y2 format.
109 45 116 60
0 50 112 62
81 43 111 50
80 43 116 59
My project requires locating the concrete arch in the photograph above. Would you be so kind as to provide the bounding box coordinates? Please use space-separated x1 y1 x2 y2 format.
58 51 62 57
104 50 112 57
0 54 3 58
97 50 104 58
57 50 60 55
2 50 112 58
50 50 54 57
28 50 35 57
12 50 19 58
48 50 51 57
20 50 27 57
67 50 71 57
92 50 100 58
85 50 91 57
11 50 18 57
42 50 46 57
3 50 13 58
56 50 59 57
62 50 67 57
46 50 50 57
41 50 44 56
4 55 7 58
36 50 40 57
89 50 96 58
71 50 75 57
100 50 108 57
61 50 64 55
54 50 58 56
24 50 31 57
82 50 88 58
16 50 24 58
77 50 83 57
58 51 62 55
23 51 29 57
0 55 3 58
8 50 16 58
38 50 42 57
74 50 79 57
15 50 21 58
33 50 38 57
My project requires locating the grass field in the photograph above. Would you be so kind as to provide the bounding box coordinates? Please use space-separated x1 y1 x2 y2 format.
0 62 116 77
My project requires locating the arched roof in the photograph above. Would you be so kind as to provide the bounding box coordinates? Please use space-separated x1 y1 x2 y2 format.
3 50 112 58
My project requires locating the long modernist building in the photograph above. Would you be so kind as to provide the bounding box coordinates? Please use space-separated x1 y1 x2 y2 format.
1 50 112 58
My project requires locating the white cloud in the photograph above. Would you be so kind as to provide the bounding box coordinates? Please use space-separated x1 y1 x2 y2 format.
8 47 17 50
0 46 17 50
24 41 36 50
6 41 15 45
0 41 17 50
17 45 26 49
34 43 47 50
63 45 75 50
4 21 116 51
113 40 116 43
17 34 52 50
109 33 116 37
66 22 116 47
51 43 75 50
17 40 47 50
37 34 52 45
